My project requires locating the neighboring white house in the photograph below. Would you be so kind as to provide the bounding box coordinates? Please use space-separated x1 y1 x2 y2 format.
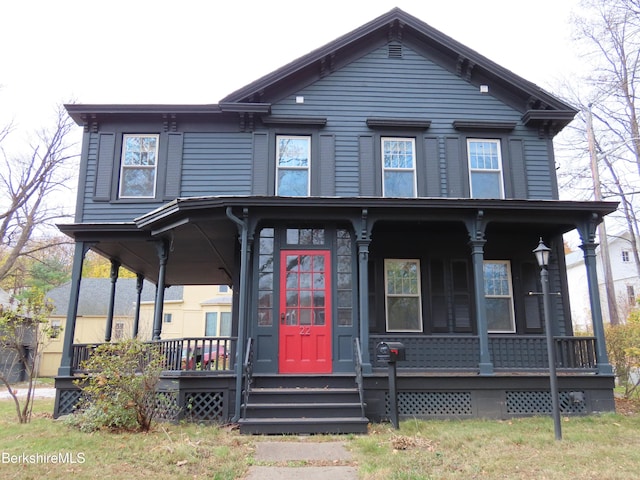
41 280 232 377
566 231 640 331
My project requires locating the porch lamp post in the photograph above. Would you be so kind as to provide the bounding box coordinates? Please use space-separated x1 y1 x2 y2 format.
533 237 562 440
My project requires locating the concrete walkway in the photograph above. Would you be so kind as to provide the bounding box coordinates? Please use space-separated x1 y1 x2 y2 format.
0 387 56 400
244 441 358 480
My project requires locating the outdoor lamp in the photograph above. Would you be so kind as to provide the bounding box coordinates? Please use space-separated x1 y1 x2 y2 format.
533 237 551 268
532 236 562 440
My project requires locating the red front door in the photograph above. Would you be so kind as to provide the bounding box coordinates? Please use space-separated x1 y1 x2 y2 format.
279 250 332 373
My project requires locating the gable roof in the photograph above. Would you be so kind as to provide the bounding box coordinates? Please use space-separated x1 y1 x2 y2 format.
66 8 576 134
46 278 184 316
221 7 576 130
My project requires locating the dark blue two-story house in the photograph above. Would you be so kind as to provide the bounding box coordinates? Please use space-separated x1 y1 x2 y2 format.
55 8 617 434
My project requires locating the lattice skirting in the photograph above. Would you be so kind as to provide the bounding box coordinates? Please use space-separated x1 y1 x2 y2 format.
154 391 182 421
56 389 82 416
183 391 226 422
384 390 587 417
386 391 473 416
506 390 587 415
55 388 226 423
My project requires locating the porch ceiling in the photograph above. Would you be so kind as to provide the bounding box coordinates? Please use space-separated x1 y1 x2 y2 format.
58 196 617 285
58 217 238 286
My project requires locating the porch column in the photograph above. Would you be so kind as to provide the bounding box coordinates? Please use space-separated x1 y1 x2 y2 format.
580 241 613 375
469 238 493 375
104 260 120 342
357 237 372 372
132 273 144 338
152 240 169 341
58 241 93 376
227 207 251 423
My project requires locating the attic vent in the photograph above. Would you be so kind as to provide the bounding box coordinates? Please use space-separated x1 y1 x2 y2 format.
388 43 403 59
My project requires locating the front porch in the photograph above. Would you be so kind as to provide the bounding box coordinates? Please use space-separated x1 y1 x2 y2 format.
53 334 615 429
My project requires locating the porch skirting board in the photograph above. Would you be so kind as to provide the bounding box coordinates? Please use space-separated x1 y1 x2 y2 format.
362 374 615 422
53 373 615 431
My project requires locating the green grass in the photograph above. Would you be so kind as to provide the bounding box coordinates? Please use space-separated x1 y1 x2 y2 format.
1 398 639 479
0 399 253 480
352 414 640 480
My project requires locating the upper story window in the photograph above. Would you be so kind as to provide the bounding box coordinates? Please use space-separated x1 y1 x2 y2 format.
382 137 416 197
276 135 310 196
483 260 515 333
119 134 159 198
622 250 630 263
467 139 504 199
384 259 423 332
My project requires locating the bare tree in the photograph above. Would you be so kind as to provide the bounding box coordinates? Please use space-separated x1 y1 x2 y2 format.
558 0 640 296
0 105 78 283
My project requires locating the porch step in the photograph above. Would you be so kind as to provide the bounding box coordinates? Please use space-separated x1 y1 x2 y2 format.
238 416 369 435
239 377 368 434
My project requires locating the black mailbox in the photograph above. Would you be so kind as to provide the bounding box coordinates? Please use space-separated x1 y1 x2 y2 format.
376 342 391 363
376 341 406 363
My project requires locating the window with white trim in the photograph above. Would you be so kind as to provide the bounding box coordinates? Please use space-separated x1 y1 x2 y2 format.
119 134 159 198
50 320 61 339
220 312 232 336
382 137 417 197
276 135 310 196
622 250 630 263
205 312 218 336
483 260 515 332
628 285 636 306
114 321 125 340
467 139 504 199
384 259 423 332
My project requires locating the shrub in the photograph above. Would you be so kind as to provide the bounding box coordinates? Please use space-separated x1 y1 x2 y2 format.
0 294 55 423
605 308 640 399
71 339 168 432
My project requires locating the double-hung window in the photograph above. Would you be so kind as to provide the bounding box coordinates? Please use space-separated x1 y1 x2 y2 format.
119 134 159 198
276 135 310 196
483 260 515 332
205 312 218 336
467 139 504 199
382 137 416 197
384 259 423 332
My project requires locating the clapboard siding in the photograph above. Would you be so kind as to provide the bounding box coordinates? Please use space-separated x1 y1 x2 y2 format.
524 140 556 199
265 43 536 198
79 42 556 223
181 133 253 196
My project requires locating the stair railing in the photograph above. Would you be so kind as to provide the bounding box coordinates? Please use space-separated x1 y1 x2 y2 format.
353 338 366 418
241 337 254 419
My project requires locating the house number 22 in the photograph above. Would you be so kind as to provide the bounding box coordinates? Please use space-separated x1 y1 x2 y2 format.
299 326 311 336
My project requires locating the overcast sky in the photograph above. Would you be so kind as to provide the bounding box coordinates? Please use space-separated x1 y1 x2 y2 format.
2 0 582 139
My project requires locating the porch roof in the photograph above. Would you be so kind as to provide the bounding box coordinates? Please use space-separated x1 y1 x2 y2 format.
59 196 617 285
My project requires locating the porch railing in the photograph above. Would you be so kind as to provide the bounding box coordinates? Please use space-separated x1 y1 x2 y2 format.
70 337 237 374
369 335 598 371
241 337 254 419
353 338 366 418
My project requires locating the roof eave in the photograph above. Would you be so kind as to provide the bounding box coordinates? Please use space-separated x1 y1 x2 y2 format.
64 103 225 126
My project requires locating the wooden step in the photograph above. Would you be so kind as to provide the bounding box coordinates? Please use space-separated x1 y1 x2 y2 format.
238 416 369 435
239 378 368 435
243 402 364 418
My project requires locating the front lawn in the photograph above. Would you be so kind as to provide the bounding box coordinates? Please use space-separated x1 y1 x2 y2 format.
1 398 639 479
